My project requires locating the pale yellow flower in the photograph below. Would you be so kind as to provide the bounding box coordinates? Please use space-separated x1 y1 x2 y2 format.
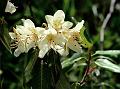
9 10 86 58
64 20 84 53
45 10 73 32
38 28 66 58
9 28 28 57
5 0 17 14
9 19 41 57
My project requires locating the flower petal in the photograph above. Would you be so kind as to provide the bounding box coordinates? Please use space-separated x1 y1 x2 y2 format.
22 19 35 28
67 38 82 53
25 40 35 53
34 27 45 36
38 44 50 58
35 27 45 33
14 48 22 57
44 28 57 35
17 41 25 52
38 37 50 58
55 45 69 56
45 15 53 26
62 21 73 29
73 20 84 32
5 0 16 14
54 10 65 23
15 25 26 35
9 32 16 39
53 34 66 46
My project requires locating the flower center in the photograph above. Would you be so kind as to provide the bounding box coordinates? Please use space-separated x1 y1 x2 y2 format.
53 20 62 30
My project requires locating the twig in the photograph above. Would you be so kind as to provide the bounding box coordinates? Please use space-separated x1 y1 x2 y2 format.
79 48 92 86
100 0 116 50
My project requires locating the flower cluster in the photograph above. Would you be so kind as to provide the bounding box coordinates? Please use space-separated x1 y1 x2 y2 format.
9 10 84 58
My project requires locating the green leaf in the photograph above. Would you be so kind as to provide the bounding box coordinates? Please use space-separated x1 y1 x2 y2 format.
79 27 93 48
49 50 71 89
24 5 31 17
63 0 70 13
30 59 51 89
55 72 71 89
30 50 71 89
95 58 120 73
61 53 86 69
24 48 39 83
70 0 76 16
0 18 12 53
93 50 120 58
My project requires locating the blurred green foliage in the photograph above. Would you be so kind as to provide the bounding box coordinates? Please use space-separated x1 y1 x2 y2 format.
0 0 120 89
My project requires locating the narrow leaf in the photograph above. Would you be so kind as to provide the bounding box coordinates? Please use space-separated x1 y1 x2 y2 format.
0 18 12 53
31 59 51 89
24 48 39 83
55 72 71 89
93 50 120 58
61 53 86 69
95 58 120 73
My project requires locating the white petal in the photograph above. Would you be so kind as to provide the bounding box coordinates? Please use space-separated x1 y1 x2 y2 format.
38 37 50 58
5 1 16 14
35 27 45 36
14 48 22 57
16 25 32 35
44 28 57 35
53 34 66 46
22 19 35 28
9 32 16 39
55 45 69 56
67 38 82 53
18 42 25 52
54 10 65 23
45 15 53 26
15 25 25 34
35 27 45 33
25 41 35 53
62 21 73 29
73 20 84 32
38 44 50 58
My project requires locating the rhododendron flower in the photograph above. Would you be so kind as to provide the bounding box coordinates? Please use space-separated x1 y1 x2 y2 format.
64 20 84 53
9 10 86 58
9 28 31 57
9 19 41 57
45 10 73 32
38 28 66 58
5 0 17 14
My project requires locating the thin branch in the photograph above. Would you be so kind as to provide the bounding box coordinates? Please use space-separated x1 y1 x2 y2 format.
79 47 92 86
100 0 116 50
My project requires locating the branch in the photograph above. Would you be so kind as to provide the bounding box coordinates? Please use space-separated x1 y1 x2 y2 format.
79 48 92 86
100 0 116 50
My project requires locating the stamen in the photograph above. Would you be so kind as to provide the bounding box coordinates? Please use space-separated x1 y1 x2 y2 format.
10 43 17 48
